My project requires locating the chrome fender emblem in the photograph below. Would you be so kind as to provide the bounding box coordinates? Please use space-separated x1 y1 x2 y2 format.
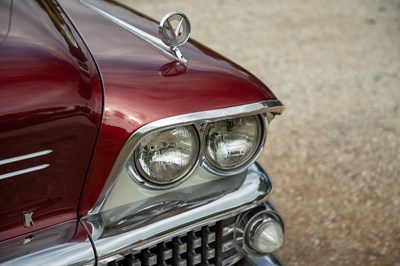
22 211 34 228
159 12 191 63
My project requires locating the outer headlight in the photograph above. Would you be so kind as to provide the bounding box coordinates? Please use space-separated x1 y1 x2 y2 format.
204 115 263 171
134 126 199 185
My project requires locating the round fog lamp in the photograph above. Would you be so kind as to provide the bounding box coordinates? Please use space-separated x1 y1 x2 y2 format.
249 219 283 254
245 214 283 254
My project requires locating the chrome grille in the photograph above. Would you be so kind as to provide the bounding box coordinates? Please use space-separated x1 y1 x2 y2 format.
103 216 240 266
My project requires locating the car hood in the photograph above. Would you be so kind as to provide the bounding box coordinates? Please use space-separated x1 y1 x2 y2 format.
59 0 280 215
61 0 278 124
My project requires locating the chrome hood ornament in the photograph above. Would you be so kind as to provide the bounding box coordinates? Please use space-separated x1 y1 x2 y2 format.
159 12 191 63
159 12 191 48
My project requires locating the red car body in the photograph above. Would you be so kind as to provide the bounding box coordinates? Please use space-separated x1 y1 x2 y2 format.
0 1 284 265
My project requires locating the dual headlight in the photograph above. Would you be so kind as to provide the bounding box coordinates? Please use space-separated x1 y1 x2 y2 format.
132 115 266 188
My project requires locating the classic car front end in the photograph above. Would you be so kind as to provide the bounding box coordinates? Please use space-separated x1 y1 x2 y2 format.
0 0 285 265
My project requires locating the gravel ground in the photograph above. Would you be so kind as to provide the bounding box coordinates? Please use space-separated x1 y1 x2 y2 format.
120 1 400 265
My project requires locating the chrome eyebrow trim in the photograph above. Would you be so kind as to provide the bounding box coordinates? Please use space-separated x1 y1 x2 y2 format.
0 150 52 165
80 0 187 64
89 100 284 215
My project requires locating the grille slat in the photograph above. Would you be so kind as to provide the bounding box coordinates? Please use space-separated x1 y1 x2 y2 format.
104 216 241 266
192 254 202 265
222 240 234 253
223 225 235 237
193 237 202 249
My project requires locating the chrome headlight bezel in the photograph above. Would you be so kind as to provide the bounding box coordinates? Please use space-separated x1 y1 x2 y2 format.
128 114 267 189
90 101 284 213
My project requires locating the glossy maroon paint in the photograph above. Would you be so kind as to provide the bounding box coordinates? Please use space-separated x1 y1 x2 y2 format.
60 0 278 216
0 0 102 243
0 221 76 262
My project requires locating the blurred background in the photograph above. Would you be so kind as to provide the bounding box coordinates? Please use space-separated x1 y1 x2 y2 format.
122 1 400 265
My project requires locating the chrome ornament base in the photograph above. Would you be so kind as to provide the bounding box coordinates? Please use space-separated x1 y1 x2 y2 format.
171 46 187 63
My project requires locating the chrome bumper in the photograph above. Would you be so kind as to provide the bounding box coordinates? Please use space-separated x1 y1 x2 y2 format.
237 254 283 266
86 163 274 263
1 163 284 265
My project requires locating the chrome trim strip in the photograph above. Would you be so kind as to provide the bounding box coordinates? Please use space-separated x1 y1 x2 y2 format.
0 164 49 180
86 163 273 262
89 100 284 214
80 0 187 64
0 150 52 165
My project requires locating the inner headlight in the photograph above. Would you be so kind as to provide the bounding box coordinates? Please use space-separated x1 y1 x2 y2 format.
204 115 263 171
134 126 199 185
